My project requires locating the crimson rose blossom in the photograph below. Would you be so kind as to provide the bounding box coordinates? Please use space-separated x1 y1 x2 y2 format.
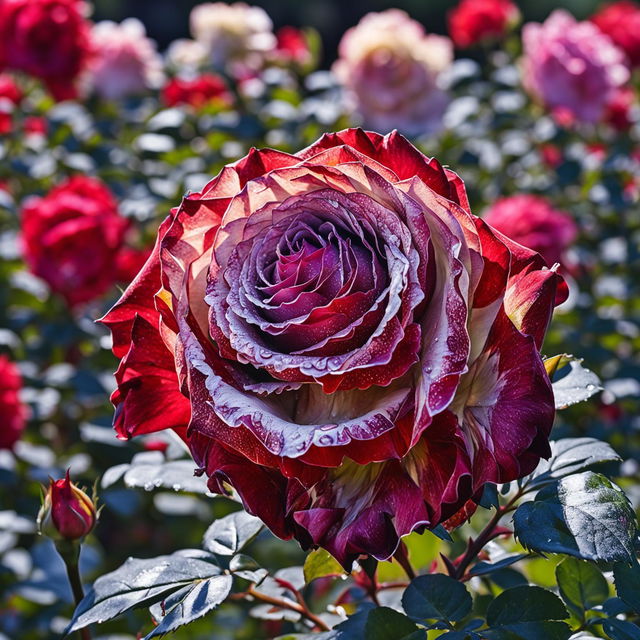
448 0 520 49
483 195 578 269
162 74 231 108
592 0 640 68
21 176 128 307
0 0 91 101
102 129 565 567
0 355 27 450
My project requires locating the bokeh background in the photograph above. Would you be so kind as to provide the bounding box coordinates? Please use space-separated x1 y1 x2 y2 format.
93 0 602 55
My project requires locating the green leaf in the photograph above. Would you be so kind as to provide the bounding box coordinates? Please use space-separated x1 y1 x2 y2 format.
65 550 220 633
483 621 571 639
303 549 344 584
202 510 263 556
145 574 233 638
486 586 568 626
469 554 528 577
613 562 640 614
550 358 602 409
402 574 472 623
555 558 609 616
601 618 640 640
513 472 637 563
527 438 620 488
364 607 423 640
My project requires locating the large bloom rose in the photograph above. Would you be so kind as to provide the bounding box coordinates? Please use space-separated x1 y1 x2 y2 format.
102 129 566 568
87 18 163 100
521 10 629 125
0 355 27 450
483 195 578 269
591 0 640 68
0 0 91 101
332 10 453 137
448 0 520 49
21 176 128 307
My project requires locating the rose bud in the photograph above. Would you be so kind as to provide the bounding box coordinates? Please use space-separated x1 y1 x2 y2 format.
448 0 520 49
0 355 27 451
332 10 453 137
20 175 128 308
0 0 91 101
101 128 566 569
592 0 640 68
38 470 97 541
522 10 629 124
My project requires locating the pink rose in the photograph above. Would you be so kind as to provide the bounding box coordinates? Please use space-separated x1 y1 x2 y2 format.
333 10 453 137
0 355 27 450
483 195 577 269
522 10 629 124
87 18 163 100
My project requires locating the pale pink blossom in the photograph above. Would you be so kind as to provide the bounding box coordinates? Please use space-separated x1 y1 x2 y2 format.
189 2 276 73
521 10 629 124
88 18 163 100
333 10 453 136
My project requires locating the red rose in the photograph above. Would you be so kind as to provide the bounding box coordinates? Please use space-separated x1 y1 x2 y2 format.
605 87 637 131
102 129 565 568
21 176 128 307
274 26 312 65
483 195 577 269
115 245 153 285
0 0 91 100
592 0 640 68
38 470 97 540
162 73 231 108
0 355 27 450
23 116 48 137
448 0 519 48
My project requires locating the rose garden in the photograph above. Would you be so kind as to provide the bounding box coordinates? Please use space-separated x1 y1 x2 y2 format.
0 0 639 639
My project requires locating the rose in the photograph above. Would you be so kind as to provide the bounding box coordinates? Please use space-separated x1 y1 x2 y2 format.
0 0 91 101
21 176 128 308
273 27 313 67
332 10 453 137
448 0 520 49
189 2 276 74
0 356 27 450
102 128 566 567
162 73 231 108
37 470 97 541
483 195 578 269
604 87 637 131
592 0 640 68
521 10 629 125
0 73 22 135
87 18 163 100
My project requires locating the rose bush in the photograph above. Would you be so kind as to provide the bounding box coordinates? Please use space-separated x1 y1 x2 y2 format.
21 176 128 308
102 128 566 567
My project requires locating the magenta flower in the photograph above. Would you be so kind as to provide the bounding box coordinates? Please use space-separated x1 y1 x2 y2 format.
102 129 566 567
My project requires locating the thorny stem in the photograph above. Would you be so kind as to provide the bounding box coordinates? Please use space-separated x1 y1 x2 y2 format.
451 489 524 581
235 584 331 632
56 540 91 640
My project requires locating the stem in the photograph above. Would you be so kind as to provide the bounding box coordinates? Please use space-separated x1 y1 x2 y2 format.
393 542 416 581
56 540 91 640
452 490 523 581
243 584 330 632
